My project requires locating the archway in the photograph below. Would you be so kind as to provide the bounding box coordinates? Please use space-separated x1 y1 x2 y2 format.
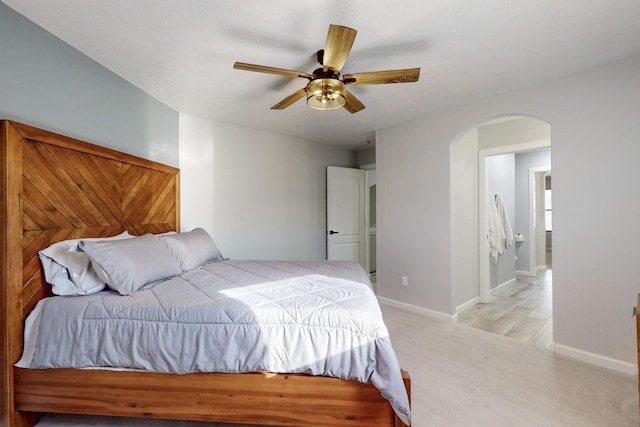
451 115 552 348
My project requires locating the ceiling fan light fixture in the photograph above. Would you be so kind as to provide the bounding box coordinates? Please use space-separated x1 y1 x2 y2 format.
235 24 419 114
306 78 346 110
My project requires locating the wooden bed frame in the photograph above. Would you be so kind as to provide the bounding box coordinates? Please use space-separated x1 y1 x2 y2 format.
1 121 411 427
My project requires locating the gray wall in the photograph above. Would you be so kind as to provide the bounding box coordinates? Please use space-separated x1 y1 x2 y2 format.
0 3 178 166
356 147 376 166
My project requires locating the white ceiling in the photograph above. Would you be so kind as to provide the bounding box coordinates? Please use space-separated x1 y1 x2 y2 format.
4 0 640 149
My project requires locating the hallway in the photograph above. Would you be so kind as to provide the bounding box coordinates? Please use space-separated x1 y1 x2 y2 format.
457 268 553 351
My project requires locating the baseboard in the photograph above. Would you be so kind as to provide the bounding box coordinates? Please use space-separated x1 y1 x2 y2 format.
377 296 455 322
379 298 636 375
515 269 536 277
456 278 514 316
455 296 480 316
553 343 637 376
492 277 516 293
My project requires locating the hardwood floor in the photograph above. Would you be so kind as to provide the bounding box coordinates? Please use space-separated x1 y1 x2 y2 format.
458 267 553 351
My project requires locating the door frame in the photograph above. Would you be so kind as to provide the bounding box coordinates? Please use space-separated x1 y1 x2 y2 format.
529 167 552 276
360 163 376 276
478 139 551 303
363 168 376 275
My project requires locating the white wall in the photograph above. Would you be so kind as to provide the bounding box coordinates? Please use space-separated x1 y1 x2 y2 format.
377 54 640 371
478 117 551 150
179 114 355 261
451 128 479 310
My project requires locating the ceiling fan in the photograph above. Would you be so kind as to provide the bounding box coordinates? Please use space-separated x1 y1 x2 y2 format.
233 24 420 113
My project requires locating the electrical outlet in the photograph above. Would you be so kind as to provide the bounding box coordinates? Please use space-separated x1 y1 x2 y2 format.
401 276 408 287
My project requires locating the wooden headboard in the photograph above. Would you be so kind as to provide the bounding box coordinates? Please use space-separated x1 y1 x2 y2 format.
1 121 180 425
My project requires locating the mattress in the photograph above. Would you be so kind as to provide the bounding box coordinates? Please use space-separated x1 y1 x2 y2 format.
18 259 410 424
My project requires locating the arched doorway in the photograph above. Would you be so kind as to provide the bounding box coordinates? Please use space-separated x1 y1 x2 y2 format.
451 115 552 349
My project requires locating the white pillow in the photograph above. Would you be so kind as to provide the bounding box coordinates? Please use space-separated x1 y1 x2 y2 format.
38 231 131 296
80 233 182 295
158 228 222 272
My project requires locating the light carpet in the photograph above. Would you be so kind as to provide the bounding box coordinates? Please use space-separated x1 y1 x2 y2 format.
36 305 638 427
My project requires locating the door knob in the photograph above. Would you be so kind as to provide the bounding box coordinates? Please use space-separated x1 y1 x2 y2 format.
328 230 339 235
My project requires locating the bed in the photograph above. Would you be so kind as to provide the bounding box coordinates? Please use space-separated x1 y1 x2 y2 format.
0 121 411 427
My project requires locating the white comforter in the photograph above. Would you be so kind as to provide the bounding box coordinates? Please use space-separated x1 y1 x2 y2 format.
19 260 410 424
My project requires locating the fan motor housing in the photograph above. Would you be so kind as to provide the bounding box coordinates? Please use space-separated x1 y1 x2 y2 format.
312 67 340 80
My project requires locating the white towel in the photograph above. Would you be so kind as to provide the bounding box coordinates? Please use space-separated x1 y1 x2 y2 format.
487 192 505 263
494 193 514 250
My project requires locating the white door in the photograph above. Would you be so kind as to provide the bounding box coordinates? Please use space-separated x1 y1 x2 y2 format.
326 166 366 266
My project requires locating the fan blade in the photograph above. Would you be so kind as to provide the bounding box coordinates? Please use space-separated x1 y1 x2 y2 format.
271 88 307 110
234 62 312 79
343 68 420 85
322 24 357 73
344 90 365 114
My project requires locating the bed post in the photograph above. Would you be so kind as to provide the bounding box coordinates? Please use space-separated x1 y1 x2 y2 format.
1 120 8 427
1 121 35 426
